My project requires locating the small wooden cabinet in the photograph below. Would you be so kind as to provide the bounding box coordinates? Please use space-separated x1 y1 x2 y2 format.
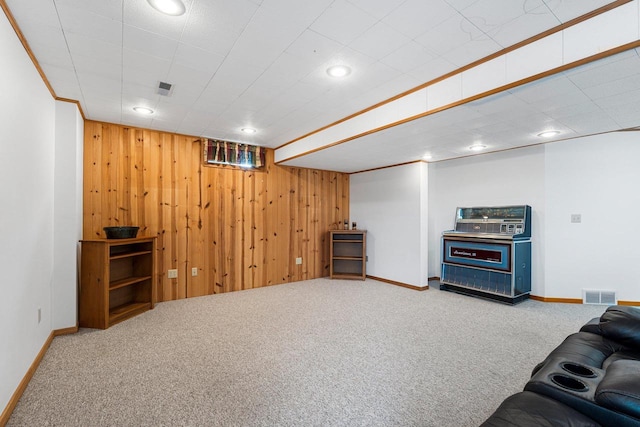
330 230 366 280
79 237 156 329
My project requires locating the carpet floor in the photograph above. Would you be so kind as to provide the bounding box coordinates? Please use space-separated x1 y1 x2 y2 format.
8 278 607 426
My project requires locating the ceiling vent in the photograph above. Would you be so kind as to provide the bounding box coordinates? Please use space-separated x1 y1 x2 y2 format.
583 289 617 305
158 81 173 96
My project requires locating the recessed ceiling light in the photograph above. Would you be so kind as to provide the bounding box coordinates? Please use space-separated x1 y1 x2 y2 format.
147 0 186 16
241 127 256 134
422 153 432 160
133 106 154 115
469 144 486 152
326 65 351 78
537 130 560 138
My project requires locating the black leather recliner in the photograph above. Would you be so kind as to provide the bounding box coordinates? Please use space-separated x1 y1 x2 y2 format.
482 306 640 426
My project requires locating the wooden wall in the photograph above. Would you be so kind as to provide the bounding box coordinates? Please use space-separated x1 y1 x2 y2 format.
83 121 350 301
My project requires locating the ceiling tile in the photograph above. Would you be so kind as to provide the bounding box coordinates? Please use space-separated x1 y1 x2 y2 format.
531 91 592 115
165 84 207 108
384 0 458 39
543 101 601 120
509 74 578 104
166 63 214 89
56 3 123 45
346 0 406 20
408 57 458 84
121 82 158 101
122 48 172 87
459 0 546 34
29 39 75 71
567 53 640 89
173 43 225 73
415 15 484 57
310 0 377 45
123 25 179 61
73 54 122 81
39 64 77 87
77 73 122 100
285 29 344 70
441 34 503 67
50 83 84 103
544 0 612 22
16 22 69 60
557 110 621 133
260 0 333 23
180 3 244 56
65 33 122 65
594 87 640 109
443 0 483 10
485 3 560 48
380 41 437 74
55 0 123 21
207 58 265 92
123 0 191 41
224 7 307 67
6 0 61 28
583 74 640 101
349 22 411 61
354 73 422 106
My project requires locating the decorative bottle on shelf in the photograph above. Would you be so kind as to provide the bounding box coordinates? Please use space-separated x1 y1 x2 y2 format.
344 219 349 230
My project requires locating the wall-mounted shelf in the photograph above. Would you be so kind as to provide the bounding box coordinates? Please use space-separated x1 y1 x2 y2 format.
79 237 156 329
330 230 366 280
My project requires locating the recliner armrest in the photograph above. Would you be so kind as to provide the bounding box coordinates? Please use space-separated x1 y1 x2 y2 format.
595 359 640 420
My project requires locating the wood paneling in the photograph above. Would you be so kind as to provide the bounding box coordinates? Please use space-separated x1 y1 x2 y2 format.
83 121 350 301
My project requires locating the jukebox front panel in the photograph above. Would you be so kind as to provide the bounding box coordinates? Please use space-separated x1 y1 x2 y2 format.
443 239 511 272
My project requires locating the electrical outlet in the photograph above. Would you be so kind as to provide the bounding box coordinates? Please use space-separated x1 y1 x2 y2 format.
192 267 198 276
38 308 41 324
571 214 582 223
295 257 302 265
168 269 178 279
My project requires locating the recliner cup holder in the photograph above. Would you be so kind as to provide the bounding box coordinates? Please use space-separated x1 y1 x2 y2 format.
560 362 597 378
550 374 589 392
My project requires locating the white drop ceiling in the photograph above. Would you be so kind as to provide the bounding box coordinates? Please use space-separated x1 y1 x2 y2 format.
4 0 640 172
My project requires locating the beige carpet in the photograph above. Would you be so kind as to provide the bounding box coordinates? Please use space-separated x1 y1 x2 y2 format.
8 278 607 426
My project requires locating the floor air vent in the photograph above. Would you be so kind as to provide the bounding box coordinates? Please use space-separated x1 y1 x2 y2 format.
583 289 617 305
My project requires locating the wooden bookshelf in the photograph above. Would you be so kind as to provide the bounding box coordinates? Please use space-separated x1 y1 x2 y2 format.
79 237 156 329
329 230 366 280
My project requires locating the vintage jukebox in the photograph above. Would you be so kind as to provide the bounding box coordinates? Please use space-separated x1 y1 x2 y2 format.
441 205 532 304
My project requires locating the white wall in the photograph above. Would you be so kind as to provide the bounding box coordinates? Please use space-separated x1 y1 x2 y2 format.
428 145 546 294
0 10 56 412
53 101 83 330
350 162 429 287
427 135 640 302
545 133 640 302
